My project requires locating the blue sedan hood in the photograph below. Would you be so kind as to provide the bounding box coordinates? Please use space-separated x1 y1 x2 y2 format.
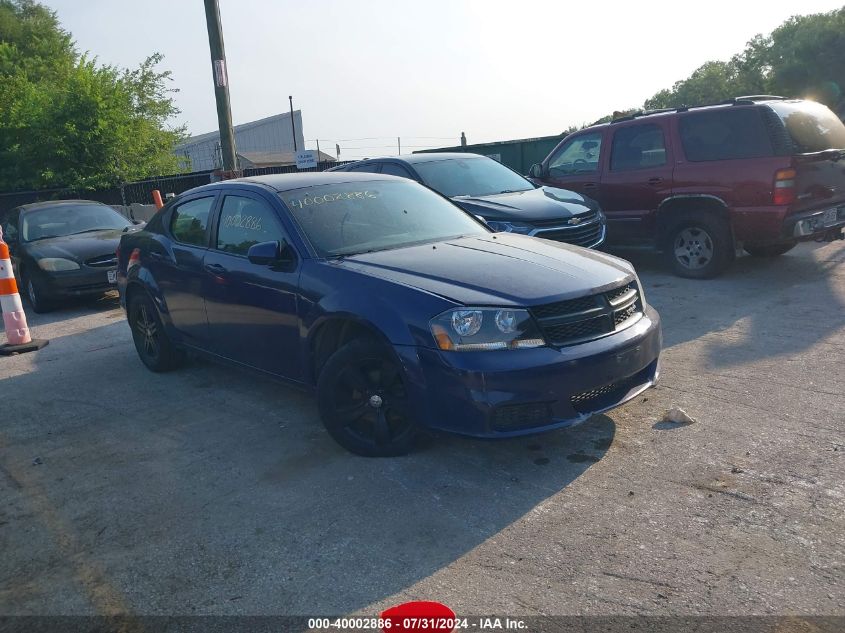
452 186 598 222
338 233 634 307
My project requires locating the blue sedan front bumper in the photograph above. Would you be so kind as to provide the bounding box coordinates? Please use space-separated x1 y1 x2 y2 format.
396 306 661 437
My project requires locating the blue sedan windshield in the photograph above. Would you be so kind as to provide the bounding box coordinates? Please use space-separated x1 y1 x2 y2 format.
281 180 489 257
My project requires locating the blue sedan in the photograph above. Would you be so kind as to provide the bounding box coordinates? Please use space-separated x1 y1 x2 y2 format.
117 173 661 456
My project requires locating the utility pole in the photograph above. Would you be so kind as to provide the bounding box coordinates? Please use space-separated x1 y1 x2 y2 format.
397 137 401 155
203 0 237 172
289 96 297 151
316 139 321 160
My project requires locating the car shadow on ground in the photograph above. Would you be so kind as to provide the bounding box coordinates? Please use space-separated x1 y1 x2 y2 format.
19 291 121 330
605 241 845 369
0 330 616 615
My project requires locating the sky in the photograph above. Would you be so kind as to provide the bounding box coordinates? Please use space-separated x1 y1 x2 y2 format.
45 0 844 159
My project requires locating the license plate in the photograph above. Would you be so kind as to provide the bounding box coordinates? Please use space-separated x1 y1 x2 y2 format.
107 269 117 284
823 207 838 226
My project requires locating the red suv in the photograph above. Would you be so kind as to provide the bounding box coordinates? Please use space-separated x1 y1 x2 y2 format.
528 97 845 278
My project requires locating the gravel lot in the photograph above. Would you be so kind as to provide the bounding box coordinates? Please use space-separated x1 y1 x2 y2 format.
1 241 843 617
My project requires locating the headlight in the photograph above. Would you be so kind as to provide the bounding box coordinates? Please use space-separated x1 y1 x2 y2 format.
37 257 80 271
430 307 546 351
485 221 533 235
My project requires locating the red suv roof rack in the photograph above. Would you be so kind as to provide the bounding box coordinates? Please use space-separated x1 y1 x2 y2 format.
722 95 787 105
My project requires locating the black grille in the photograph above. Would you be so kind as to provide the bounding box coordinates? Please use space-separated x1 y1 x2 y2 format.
531 295 598 319
606 282 636 304
571 383 620 406
570 365 652 414
86 254 118 268
530 281 643 347
535 222 603 247
544 316 611 343
614 303 638 326
492 402 552 431
530 210 599 228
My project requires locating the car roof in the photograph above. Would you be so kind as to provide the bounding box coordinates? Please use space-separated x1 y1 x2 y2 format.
192 171 409 195
577 97 805 133
333 152 488 170
16 199 108 212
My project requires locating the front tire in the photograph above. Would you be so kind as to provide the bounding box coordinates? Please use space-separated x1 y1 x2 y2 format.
128 292 179 372
664 213 733 279
317 339 418 457
21 271 53 313
744 241 797 257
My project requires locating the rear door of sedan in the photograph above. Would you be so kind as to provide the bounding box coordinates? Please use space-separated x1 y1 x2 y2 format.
154 192 218 345
201 189 303 381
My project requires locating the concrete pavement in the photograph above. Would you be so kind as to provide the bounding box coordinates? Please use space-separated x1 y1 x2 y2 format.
0 241 842 617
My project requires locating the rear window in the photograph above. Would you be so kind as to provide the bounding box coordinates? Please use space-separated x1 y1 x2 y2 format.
610 123 667 171
170 196 214 246
767 101 845 153
679 108 774 162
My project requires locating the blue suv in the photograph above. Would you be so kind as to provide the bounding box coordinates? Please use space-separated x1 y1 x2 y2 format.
117 173 661 456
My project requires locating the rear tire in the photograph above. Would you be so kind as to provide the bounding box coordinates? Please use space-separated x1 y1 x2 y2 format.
664 213 733 279
21 271 53 313
317 339 418 457
128 292 179 372
744 241 797 257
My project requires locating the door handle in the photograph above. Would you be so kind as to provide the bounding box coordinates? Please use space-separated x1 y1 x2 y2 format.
647 177 663 185
204 263 227 275
583 182 598 189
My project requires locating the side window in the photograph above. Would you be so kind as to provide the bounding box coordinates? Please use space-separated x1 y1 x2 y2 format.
170 197 214 246
547 132 603 176
2 210 19 241
380 163 414 179
610 124 667 171
679 108 774 162
216 195 287 256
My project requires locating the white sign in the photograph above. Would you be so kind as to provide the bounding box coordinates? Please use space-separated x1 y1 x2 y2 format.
213 59 227 88
295 150 317 169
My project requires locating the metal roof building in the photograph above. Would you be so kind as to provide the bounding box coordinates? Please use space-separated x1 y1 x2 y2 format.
175 110 306 172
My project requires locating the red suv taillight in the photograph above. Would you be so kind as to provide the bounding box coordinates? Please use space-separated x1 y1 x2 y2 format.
773 168 796 205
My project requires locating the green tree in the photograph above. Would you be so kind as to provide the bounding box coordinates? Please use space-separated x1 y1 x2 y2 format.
643 7 845 113
763 9 845 109
0 0 186 191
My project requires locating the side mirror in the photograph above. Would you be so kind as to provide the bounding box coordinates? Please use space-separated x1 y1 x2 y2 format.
528 163 544 179
247 239 296 267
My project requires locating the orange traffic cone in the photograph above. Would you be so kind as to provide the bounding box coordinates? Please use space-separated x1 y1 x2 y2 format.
0 227 48 355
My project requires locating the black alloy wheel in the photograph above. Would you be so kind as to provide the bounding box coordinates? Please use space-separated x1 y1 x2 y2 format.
129 293 179 372
317 339 418 457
